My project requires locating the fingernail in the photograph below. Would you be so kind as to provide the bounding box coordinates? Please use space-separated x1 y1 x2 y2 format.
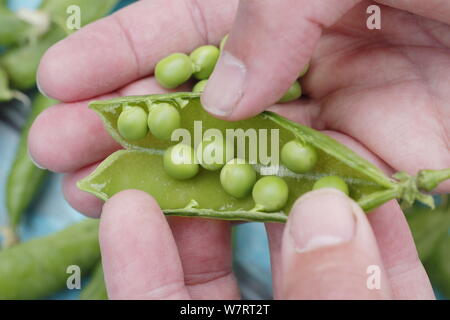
28 148 46 170
201 51 246 116
36 76 50 99
290 189 356 252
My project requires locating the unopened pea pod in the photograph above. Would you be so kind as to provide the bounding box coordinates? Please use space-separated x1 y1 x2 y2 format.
0 26 65 90
0 66 13 102
0 219 100 299
424 233 450 298
0 0 118 90
78 92 450 223
79 262 108 300
40 0 118 34
0 6 31 47
6 94 57 235
406 198 450 262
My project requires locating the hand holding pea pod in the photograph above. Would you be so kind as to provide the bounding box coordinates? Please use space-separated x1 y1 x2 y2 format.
31 0 450 219
0 219 100 299
26 0 450 299
92 187 435 299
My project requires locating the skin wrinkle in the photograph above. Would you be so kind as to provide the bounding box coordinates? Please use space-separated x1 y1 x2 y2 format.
31 0 450 299
318 81 437 169
111 14 142 78
395 46 450 166
130 280 187 300
184 269 233 286
184 0 209 44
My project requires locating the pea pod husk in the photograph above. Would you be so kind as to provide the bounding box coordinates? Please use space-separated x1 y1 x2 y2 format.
78 92 450 223
6 94 57 231
0 219 100 300
0 6 31 47
79 262 108 300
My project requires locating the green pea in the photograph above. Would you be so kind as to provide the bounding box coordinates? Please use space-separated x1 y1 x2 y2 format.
278 81 302 103
163 143 199 180
148 103 181 140
281 140 317 173
220 34 228 51
192 79 208 93
196 136 233 171
117 106 148 140
190 45 220 80
252 176 289 212
299 62 310 78
220 159 256 198
155 53 193 89
313 175 349 195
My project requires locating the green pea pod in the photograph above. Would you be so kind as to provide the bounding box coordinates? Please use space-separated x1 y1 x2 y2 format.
0 66 13 102
40 0 118 34
6 94 57 232
425 236 450 299
78 92 450 223
0 6 31 47
0 0 118 90
0 27 65 90
79 262 108 300
406 200 450 262
0 219 100 299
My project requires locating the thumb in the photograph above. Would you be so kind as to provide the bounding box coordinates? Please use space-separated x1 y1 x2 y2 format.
201 0 360 120
280 189 392 299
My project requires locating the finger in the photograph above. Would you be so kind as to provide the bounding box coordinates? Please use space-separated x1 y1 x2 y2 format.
264 222 284 299
168 217 240 299
368 201 435 299
313 78 450 192
29 77 190 173
376 0 450 25
267 130 393 299
100 189 190 299
281 189 392 299
62 163 104 218
28 95 121 173
37 0 238 102
201 0 360 120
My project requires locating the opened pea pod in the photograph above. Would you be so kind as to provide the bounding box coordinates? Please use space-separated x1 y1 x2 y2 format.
78 92 450 223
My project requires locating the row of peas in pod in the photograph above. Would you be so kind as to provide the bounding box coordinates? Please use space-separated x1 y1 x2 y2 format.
155 35 309 103
162 138 349 212
117 99 349 212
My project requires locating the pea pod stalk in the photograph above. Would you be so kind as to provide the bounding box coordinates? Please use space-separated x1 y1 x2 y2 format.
78 92 450 223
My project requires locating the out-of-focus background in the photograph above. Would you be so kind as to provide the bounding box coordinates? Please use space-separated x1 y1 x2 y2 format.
0 0 449 300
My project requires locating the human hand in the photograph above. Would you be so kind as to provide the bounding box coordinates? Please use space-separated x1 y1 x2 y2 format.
29 0 449 217
27 0 446 299
99 188 434 299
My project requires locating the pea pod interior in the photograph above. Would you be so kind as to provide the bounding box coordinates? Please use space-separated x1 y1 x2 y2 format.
78 92 405 223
